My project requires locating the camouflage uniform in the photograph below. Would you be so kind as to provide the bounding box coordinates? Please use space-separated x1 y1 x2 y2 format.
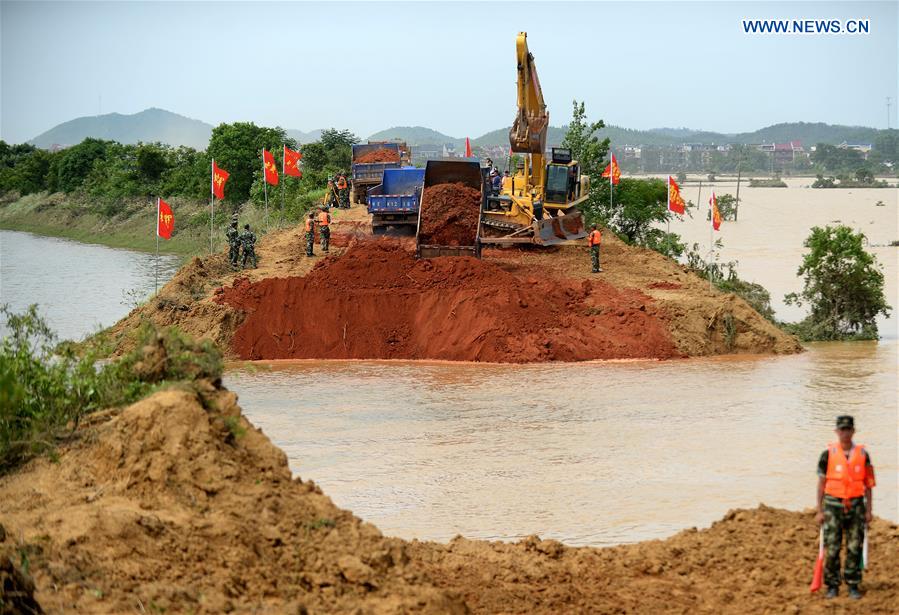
337 175 350 208
822 495 866 588
591 246 601 273
240 227 257 268
818 437 873 591
326 182 339 209
319 209 331 253
305 216 315 257
226 222 241 267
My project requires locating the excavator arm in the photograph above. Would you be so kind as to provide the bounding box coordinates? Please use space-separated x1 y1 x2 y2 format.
509 32 548 155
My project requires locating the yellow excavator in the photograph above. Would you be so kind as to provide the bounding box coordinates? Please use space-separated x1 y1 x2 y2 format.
480 32 589 246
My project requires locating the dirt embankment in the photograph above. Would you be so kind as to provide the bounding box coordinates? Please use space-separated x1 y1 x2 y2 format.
2 388 897 614
355 149 401 164
216 240 680 362
418 183 481 246
99 202 800 361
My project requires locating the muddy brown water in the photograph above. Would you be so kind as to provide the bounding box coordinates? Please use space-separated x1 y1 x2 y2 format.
225 345 897 546
2 182 897 547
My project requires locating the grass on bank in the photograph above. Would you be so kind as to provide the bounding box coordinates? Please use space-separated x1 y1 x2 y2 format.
0 305 223 474
0 189 327 257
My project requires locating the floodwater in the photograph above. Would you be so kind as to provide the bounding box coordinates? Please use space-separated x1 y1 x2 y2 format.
0 230 180 340
226 345 897 546
1 182 897 547
665 176 898 338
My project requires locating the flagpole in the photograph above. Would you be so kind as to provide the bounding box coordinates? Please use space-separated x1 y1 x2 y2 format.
709 193 714 293
155 196 160 295
210 159 215 255
280 145 285 228
609 152 613 211
262 148 268 232
696 180 703 221
666 175 670 236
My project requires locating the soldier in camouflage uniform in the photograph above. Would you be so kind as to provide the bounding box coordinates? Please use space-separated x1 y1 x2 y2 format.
815 415 875 600
336 173 350 208
226 214 241 268
304 211 316 257
325 179 339 209
240 224 258 269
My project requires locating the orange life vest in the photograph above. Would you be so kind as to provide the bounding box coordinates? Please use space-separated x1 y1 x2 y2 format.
824 443 871 500
337 177 348 189
304 218 314 232
318 211 330 226
588 229 602 247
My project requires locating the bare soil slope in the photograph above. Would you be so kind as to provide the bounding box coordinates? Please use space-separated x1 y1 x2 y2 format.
100 208 800 361
2 388 896 614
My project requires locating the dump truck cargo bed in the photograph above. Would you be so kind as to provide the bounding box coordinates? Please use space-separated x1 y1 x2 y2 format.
415 160 483 259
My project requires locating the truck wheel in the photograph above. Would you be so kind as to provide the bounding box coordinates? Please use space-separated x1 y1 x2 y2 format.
372 225 387 236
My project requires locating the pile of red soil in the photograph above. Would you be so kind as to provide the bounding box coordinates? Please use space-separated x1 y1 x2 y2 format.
355 148 400 163
418 182 481 246
216 240 680 362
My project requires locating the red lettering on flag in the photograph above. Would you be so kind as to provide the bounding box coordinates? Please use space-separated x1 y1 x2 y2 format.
283 146 303 178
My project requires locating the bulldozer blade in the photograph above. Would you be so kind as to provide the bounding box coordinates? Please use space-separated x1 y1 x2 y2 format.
534 209 587 245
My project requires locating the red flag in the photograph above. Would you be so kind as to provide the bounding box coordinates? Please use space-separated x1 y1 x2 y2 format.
263 148 279 186
283 145 303 178
601 154 621 185
667 175 686 215
465 137 472 158
710 192 722 231
157 197 174 239
212 160 230 199
810 530 824 592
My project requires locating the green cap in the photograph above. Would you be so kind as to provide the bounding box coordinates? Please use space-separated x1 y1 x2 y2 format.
836 415 854 429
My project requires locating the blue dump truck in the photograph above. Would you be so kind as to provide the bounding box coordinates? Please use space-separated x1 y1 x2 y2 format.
350 141 408 204
367 167 425 234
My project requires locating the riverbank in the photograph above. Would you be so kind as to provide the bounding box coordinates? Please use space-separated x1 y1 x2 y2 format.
97 203 801 362
2 383 897 613
0 191 280 257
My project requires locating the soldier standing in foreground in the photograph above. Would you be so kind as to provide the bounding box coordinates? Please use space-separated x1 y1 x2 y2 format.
304 211 316 257
226 214 241 268
240 223 257 269
336 173 350 209
815 415 875 600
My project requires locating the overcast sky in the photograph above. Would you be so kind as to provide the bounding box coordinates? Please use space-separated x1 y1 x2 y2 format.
2 1 896 143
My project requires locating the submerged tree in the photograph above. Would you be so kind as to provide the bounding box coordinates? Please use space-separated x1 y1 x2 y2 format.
785 225 891 340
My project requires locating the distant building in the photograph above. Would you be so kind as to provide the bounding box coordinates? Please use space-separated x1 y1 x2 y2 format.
774 140 804 164
838 142 873 158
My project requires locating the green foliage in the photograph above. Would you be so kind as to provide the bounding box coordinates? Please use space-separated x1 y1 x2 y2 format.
812 173 889 189
207 122 295 205
584 177 670 246
48 138 111 193
561 100 609 175
748 177 787 187
784 225 891 340
712 194 738 221
684 244 777 322
811 143 868 175
0 306 222 473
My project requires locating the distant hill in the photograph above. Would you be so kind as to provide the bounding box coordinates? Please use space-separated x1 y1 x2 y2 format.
30 108 214 150
28 108 887 152
286 128 323 144
366 126 460 146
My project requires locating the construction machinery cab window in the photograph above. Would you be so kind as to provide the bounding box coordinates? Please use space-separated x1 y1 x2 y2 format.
545 164 572 204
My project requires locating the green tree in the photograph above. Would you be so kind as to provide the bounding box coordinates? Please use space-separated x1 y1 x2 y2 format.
136 142 170 182
206 122 295 205
561 100 609 176
585 177 676 249
785 225 891 340
48 138 111 193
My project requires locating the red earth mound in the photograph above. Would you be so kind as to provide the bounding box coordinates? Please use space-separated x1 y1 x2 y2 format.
418 183 481 246
215 240 681 362
355 148 401 163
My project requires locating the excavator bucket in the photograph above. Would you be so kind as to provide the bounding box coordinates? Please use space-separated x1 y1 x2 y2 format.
533 207 587 246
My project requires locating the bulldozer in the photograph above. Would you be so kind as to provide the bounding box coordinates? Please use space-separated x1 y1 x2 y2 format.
480 32 589 246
